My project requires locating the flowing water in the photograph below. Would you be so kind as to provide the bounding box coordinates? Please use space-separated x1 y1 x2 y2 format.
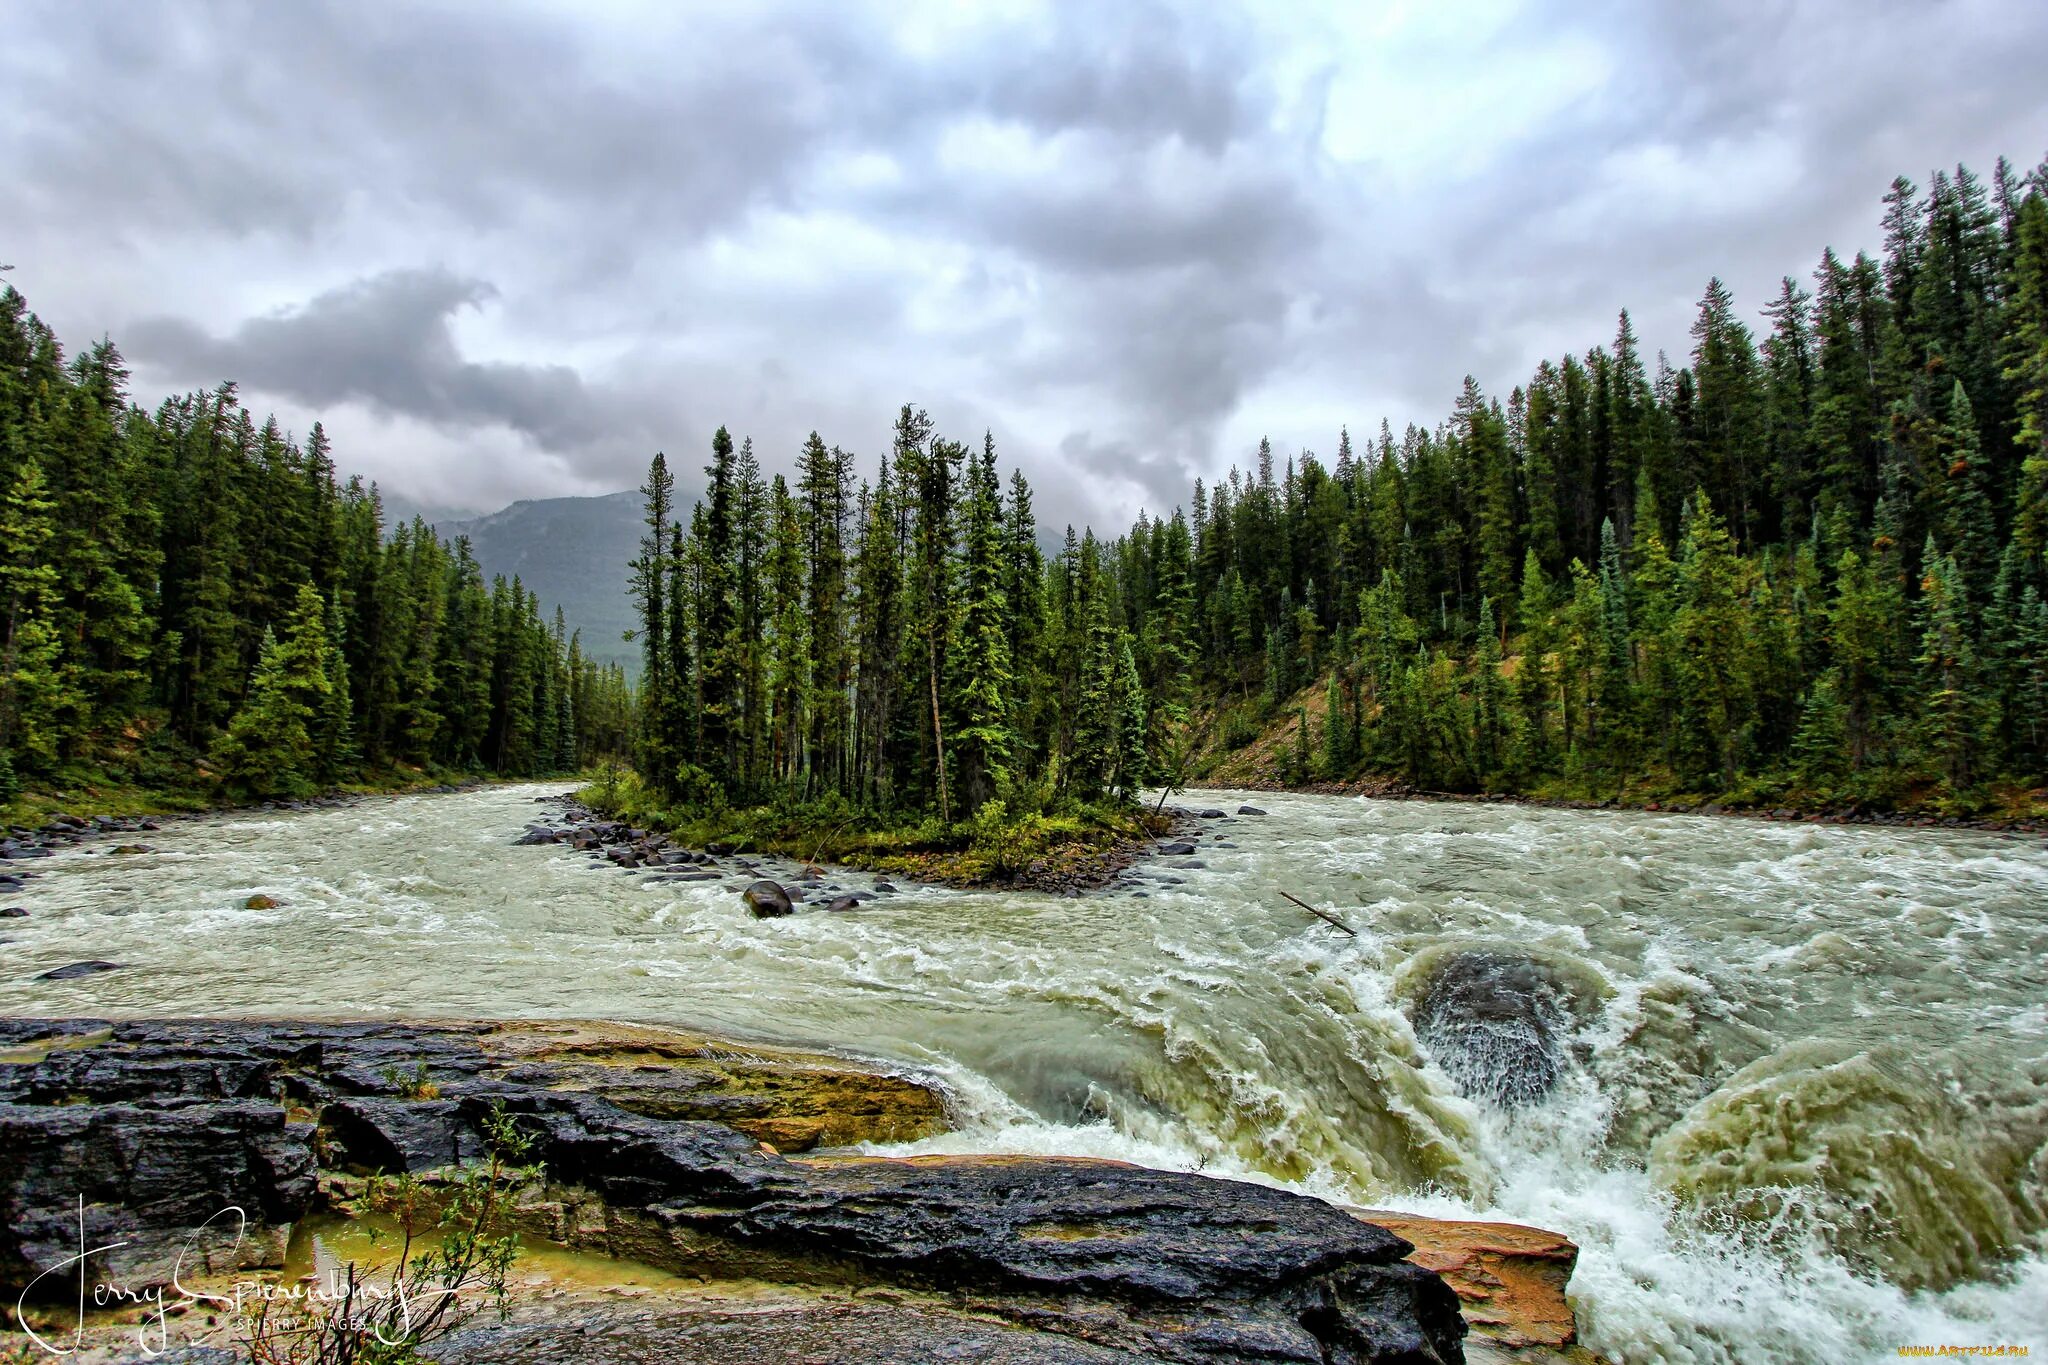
8 784 2046 1362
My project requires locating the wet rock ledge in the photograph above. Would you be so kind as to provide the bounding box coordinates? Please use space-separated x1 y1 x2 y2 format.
0 1017 1472 1364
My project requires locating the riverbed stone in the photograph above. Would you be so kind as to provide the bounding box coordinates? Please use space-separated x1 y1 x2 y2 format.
245 893 280 909
743 879 795 917
0 907 24 918
34 960 124 980
1237 805 1267 815
1411 953 1573 1109
1155 841 1197 856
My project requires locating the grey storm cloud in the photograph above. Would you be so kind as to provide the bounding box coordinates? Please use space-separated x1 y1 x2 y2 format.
4 0 2046 527
127 271 625 456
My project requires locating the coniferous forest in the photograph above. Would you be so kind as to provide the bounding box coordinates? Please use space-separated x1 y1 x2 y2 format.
622 156 2048 830
0 290 634 810
5 157 2047 829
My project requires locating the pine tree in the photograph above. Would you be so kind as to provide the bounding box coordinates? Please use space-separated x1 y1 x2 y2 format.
629 451 675 793
211 584 333 799
0 456 68 776
1110 632 1147 803
949 434 1013 815
766 475 809 786
697 426 738 785
799 433 850 792
1914 542 1987 791
1672 495 1749 784
1937 381 1999 596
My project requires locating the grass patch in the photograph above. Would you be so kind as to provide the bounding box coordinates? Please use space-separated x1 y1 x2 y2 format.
581 770 1169 887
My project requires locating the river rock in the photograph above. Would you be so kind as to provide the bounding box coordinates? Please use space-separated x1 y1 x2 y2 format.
516 826 564 845
1237 805 1267 815
871 882 898 893
1361 1212 1580 1352
742 879 795 918
1197 809 1227 819
245 893 281 909
34 960 124 980
0 1018 1465 1364
0 907 24 918
1411 953 1573 1109
1156 841 1198 856
109 843 153 855
822 895 862 913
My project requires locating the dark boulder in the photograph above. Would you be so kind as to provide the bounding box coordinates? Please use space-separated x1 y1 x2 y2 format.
0 907 24 919
35 961 123 981
742 880 795 918
1155 841 1197 856
515 826 563 846
822 895 863 913
871 882 898 894
1196 809 1227 819
1411 953 1576 1109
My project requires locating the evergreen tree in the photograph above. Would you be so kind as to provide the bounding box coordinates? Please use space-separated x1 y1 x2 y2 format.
0 456 67 776
1915 542 1987 790
211 584 333 799
949 434 1013 814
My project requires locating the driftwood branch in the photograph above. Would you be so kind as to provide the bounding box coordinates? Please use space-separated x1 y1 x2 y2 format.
1279 890 1356 937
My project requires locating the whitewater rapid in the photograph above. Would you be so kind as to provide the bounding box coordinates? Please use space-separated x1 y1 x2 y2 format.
8 784 2045 1362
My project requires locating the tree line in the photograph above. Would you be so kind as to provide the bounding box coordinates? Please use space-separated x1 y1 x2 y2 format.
628 411 1170 821
631 154 2048 818
0 291 634 803
1135 155 2048 805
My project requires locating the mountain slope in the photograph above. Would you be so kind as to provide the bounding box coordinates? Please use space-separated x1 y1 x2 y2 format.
434 491 642 669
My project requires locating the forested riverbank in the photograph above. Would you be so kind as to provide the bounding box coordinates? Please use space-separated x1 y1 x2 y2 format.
594 156 2048 860
0 291 634 825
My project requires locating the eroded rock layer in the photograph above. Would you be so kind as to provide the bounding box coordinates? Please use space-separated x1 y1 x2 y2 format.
0 1018 1468 1364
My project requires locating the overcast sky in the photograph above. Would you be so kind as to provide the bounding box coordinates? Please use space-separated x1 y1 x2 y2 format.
4 0 2044 531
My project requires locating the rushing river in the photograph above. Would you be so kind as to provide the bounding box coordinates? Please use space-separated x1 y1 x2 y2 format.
8 783 2046 1362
